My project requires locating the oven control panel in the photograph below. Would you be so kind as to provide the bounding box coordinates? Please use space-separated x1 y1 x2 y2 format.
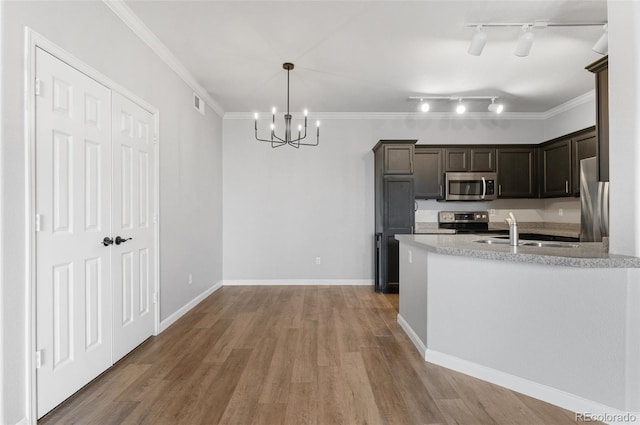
438 211 489 224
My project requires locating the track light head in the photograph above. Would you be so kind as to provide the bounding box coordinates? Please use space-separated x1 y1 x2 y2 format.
488 99 504 114
592 24 608 54
455 99 466 114
468 25 487 56
419 101 430 112
514 25 534 57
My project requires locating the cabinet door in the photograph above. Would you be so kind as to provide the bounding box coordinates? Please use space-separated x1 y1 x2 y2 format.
445 148 469 171
496 148 536 198
542 139 572 197
382 176 414 293
572 131 597 195
383 144 414 174
414 148 444 199
470 148 495 172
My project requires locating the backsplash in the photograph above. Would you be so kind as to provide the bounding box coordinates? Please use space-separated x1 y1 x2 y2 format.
416 198 580 224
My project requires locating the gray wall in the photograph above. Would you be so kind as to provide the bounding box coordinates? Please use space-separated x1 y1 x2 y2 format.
0 2 223 423
222 116 548 281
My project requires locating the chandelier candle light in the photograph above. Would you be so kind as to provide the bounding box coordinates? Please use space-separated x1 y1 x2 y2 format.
254 62 320 148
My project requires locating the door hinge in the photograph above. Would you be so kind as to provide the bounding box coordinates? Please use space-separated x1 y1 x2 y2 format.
153 213 158 224
35 214 42 232
35 78 41 96
153 293 158 304
35 350 43 369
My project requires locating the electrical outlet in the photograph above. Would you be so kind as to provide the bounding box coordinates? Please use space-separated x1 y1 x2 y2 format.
188 273 193 284
315 257 321 265
559 208 564 217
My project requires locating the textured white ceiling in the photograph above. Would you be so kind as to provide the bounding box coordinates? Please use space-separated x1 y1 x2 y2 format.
125 0 607 114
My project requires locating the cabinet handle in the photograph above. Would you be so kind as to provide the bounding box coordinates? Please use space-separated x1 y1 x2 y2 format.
499 184 502 196
565 180 569 193
439 184 443 197
410 226 414 234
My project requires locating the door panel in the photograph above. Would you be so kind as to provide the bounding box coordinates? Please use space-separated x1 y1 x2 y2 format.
111 92 156 363
36 47 112 418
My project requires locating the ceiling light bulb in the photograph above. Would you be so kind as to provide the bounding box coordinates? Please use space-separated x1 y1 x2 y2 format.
270 123 275 130
304 109 308 116
272 107 277 114
298 124 302 131
592 24 608 54
468 25 487 56
316 120 320 127
254 112 259 120
456 101 466 114
514 25 534 57
420 102 430 112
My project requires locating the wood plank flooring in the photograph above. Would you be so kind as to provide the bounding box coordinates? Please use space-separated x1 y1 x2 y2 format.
40 286 589 425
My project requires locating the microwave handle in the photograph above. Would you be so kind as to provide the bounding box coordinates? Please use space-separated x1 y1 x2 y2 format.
481 177 486 200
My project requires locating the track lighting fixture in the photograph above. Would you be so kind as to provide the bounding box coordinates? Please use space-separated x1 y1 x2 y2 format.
592 24 608 54
409 96 504 114
466 20 607 57
514 25 534 57
467 25 487 56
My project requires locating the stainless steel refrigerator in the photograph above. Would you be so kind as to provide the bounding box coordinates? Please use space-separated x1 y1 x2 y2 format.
580 157 610 242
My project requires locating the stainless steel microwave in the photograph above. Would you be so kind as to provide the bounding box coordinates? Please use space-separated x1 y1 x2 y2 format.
445 172 497 201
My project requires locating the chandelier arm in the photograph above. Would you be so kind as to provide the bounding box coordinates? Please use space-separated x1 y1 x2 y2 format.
256 134 277 143
272 133 286 143
271 141 287 148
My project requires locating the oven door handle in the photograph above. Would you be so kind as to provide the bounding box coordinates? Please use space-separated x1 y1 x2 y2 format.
481 177 486 200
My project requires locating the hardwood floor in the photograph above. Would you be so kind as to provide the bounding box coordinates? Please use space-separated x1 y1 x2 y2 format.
40 286 587 425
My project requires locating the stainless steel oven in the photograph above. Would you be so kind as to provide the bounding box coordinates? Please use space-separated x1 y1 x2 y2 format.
445 172 497 201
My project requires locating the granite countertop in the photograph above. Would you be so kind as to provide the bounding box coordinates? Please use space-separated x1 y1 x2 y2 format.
395 234 640 268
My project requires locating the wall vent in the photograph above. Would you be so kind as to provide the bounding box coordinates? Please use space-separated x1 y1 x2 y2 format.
193 93 205 115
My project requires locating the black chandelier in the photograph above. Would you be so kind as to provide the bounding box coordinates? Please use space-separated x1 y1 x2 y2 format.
254 62 319 148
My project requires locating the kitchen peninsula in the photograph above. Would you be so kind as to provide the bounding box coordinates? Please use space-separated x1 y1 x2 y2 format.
396 234 640 419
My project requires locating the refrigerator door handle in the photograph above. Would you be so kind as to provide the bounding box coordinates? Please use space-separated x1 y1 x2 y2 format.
599 182 610 237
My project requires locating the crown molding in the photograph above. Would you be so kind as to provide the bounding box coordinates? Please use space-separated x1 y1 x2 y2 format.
102 0 225 117
225 111 545 120
541 90 595 119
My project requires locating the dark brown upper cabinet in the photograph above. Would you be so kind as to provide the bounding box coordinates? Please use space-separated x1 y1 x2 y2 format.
587 56 609 182
572 128 597 195
444 148 468 171
541 138 572 197
378 142 415 175
414 147 444 199
470 148 496 172
445 147 495 172
496 147 537 198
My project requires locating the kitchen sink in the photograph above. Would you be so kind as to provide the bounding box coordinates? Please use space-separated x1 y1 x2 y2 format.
475 239 580 248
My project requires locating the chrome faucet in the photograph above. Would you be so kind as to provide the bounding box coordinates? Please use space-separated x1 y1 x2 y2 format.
505 212 519 246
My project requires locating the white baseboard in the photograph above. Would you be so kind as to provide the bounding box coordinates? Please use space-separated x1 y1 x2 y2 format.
222 279 373 286
425 349 639 425
159 281 223 332
396 314 426 359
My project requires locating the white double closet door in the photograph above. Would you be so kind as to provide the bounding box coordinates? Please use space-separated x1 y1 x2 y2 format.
35 48 156 418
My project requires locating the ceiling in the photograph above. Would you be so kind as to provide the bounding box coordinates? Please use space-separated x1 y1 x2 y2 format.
125 0 608 114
